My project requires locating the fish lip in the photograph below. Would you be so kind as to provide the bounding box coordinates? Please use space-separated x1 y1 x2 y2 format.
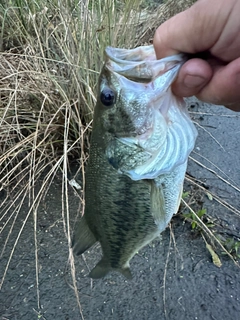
104 45 187 82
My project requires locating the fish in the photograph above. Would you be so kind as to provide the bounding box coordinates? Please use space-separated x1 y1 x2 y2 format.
72 45 198 279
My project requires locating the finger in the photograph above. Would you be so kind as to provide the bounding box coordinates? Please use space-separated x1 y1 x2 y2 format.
196 58 240 111
172 58 213 97
224 103 240 112
153 0 233 59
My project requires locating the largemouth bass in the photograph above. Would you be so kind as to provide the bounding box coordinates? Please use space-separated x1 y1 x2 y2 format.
72 45 197 279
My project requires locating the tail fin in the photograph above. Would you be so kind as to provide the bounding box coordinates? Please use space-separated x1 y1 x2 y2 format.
89 258 133 280
72 216 97 255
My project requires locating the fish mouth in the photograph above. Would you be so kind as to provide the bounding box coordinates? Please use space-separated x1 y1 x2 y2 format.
103 46 197 180
105 45 186 81
102 46 186 140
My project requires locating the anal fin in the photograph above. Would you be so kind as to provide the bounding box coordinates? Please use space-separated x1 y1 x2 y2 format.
72 215 97 255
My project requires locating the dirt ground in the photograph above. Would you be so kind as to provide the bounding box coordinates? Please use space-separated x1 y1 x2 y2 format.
0 101 239 320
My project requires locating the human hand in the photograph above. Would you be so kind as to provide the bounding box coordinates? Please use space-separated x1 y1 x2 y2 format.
153 0 240 111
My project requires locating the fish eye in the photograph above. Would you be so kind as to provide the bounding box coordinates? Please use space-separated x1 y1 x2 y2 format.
100 88 115 107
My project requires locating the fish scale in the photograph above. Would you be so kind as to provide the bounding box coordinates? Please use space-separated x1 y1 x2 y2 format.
72 45 197 279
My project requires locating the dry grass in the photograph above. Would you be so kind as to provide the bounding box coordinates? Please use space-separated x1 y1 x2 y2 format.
1 0 239 318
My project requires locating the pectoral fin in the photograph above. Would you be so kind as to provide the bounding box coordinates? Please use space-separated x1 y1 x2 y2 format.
149 180 167 231
72 216 97 255
152 162 187 231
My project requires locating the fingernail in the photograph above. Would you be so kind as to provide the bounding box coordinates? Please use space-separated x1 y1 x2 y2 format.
183 74 207 88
